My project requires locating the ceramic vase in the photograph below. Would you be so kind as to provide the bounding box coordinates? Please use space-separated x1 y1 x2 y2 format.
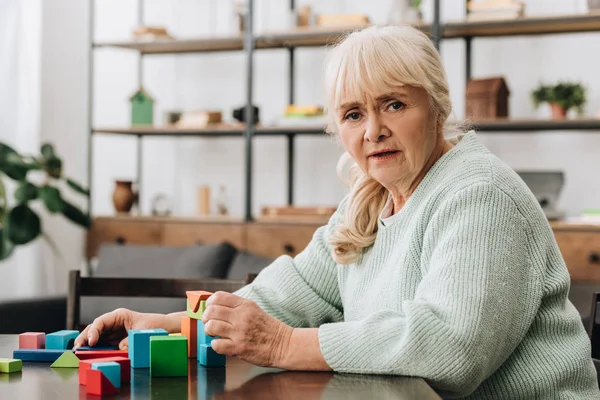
549 103 567 120
113 180 135 214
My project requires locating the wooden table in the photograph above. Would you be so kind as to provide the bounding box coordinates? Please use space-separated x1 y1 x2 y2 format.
0 335 441 399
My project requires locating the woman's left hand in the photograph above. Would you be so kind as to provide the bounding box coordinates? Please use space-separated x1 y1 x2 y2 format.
202 292 293 368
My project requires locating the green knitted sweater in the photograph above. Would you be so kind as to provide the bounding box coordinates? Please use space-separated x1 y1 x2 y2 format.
235 132 600 399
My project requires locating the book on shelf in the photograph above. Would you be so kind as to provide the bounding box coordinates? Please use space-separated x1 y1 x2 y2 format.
260 206 337 220
467 0 525 21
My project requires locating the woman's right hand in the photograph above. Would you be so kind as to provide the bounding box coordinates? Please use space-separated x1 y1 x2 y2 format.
73 308 170 350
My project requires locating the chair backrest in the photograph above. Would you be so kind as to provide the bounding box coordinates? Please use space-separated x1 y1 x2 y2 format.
66 270 257 331
589 292 600 359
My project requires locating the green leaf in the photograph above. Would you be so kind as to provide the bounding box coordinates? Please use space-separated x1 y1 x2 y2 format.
41 143 55 159
7 205 41 245
14 182 38 203
66 178 90 196
38 185 64 213
61 200 92 228
45 156 62 179
0 230 14 260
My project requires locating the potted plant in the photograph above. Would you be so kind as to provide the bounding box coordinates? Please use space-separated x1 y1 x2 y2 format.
531 82 586 120
0 142 91 260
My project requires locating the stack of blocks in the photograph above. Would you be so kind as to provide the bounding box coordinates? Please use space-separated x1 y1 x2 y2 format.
183 290 226 368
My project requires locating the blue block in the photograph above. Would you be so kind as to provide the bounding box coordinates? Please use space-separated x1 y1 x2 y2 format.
76 345 119 351
46 330 79 350
128 328 168 368
197 320 214 346
198 344 225 367
92 361 121 389
13 349 70 362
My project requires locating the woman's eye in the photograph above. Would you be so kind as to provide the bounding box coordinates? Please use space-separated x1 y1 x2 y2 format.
344 112 361 121
388 101 405 111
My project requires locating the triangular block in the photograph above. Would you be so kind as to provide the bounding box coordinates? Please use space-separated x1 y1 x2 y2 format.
51 351 80 368
86 369 118 396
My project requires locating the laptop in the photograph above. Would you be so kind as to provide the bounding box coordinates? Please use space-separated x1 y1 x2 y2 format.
516 171 565 220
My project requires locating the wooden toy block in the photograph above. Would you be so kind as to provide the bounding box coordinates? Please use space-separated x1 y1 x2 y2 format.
19 332 45 349
128 328 168 368
75 349 129 360
92 361 121 389
186 291 211 319
149 336 188 377
86 369 118 396
79 356 130 386
197 320 215 346
169 333 183 336
181 316 197 358
46 330 79 350
76 345 119 351
0 358 22 373
198 344 225 367
50 351 80 368
186 299 207 320
13 349 68 362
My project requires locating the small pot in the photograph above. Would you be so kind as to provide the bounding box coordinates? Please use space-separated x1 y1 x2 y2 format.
113 180 135 214
549 102 567 120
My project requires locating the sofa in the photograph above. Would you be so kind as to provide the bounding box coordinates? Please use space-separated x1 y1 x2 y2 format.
0 242 274 334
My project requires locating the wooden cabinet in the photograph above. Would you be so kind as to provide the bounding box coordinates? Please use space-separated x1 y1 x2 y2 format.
86 217 164 257
552 223 600 283
246 222 320 259
163 222 245 249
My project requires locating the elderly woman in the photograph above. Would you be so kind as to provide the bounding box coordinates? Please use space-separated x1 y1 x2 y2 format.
75 25 599 398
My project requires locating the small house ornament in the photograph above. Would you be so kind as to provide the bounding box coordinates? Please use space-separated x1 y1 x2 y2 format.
465 77 510 120
130 86 155 125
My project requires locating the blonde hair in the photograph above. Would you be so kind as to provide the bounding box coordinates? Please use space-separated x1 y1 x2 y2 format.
325 24 463 264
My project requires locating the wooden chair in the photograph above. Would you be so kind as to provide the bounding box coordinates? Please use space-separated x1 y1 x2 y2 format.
587 292 600 386
66 270 257 331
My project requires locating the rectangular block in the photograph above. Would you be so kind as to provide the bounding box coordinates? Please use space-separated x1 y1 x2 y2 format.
80 356 130 386
150 336 188 377
76 345 119 351
181 316 197 358
128 328 168 368
19 332 45 349
75 350 129 360
0 358 22 373
13 349 68 362
46 330 79 350
198 344 225 367
86 369 118 396
92 361 121 389
197 320 214 346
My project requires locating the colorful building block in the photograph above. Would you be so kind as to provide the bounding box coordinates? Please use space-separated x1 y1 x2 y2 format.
128 328 168 368
46 330 79 350
150 336 188 377
187 299 207 320
50 351 80 368
0 358 22 373
86 369 118 396
92 361 121 389
186 291 211 320
198 344 225 367
181 316 198 358
79 356 130 386
13 349 68 362
76 345 119 351
19 332 45 349
197 320 214 346
75 350 129 360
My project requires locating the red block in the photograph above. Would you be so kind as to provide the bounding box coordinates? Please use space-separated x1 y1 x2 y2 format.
76 350 129 360
79 356 130 386
19 332 45 349
181 316 198 358
86 369 118 396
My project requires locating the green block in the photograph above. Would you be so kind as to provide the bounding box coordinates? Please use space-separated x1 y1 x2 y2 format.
0 358 22 373
50 351 80 368
150 336 188 377
187 299 206 320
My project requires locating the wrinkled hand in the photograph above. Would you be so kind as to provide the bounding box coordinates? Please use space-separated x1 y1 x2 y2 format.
202 292 293 368
73 308 168 350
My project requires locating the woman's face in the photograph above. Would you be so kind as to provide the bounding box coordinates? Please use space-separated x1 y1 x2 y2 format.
336 85 440 191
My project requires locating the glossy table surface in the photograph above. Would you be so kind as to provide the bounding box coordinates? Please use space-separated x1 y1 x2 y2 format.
0 335 441 399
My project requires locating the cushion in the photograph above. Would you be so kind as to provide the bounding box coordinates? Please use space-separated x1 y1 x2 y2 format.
227 251 273 280
80 243 237 325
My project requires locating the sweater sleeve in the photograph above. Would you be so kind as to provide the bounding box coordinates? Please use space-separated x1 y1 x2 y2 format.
234 198 347 328
318 183 543 397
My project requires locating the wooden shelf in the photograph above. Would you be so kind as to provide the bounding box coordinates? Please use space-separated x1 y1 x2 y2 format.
94 215 245 224
255 125 326 135
471 118 600 132
93 125 244 137
444 12 600 38
93 13 600 54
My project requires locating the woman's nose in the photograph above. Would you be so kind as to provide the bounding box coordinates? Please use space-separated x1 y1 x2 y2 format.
364 117 390 142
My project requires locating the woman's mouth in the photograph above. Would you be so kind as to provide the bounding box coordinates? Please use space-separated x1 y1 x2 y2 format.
369 150 401 161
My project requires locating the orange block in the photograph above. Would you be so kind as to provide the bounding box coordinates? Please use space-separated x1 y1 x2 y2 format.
186 291 213 313
181 316 198 358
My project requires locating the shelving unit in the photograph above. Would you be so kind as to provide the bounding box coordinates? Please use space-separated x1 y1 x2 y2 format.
88 0 600 223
